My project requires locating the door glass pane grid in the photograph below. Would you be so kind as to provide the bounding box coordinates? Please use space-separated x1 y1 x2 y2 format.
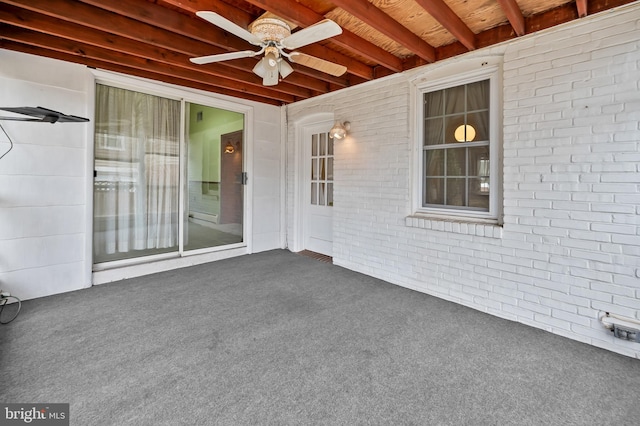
310 132 334 206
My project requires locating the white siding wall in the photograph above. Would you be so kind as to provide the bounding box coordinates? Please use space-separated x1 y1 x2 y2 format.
0 51 92 300
0 50 283 299
286 4 640 358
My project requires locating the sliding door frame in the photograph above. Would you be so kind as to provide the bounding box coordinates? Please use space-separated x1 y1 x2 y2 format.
89 70 253 279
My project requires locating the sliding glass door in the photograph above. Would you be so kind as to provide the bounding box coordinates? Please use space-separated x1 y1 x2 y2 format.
93 85 244 265
183 103 244 251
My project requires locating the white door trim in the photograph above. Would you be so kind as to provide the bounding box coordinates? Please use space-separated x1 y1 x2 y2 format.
292 112 334 253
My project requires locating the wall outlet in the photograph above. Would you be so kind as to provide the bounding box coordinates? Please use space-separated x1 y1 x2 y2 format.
613 325 640 343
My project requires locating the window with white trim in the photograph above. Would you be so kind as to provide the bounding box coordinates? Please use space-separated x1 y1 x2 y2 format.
415 63 501 221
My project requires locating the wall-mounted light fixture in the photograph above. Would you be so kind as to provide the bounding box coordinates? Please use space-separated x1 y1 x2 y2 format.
454 124 476 142
224 141 235 154
329 120 350 140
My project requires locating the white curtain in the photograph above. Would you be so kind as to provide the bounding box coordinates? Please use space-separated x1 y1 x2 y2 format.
93 85 180 262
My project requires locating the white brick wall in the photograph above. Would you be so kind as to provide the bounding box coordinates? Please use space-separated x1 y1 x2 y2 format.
286 4 640 358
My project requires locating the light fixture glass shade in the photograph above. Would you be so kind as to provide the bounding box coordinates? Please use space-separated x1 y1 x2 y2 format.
329 120 349 140
278 59 294 79
454 124 476 142
252 53 280 85
224 142 235 154
252 58 266 78
262 52 279 86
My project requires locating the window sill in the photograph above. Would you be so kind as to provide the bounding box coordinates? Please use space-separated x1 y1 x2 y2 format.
405 214 503 238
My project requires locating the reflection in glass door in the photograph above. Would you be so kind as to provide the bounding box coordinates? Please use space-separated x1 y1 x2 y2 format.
183 103 244 251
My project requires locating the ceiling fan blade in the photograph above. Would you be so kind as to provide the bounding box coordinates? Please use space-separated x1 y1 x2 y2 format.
288 52 347 77
280 19 342 50
190 50 257 65
196 11 263 46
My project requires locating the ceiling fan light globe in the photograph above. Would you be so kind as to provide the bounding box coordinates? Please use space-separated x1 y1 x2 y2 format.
264 52 278 70
252 58 267 78
279 60 294 79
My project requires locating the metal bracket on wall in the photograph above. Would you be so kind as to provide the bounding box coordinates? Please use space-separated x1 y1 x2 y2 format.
0 106 89 123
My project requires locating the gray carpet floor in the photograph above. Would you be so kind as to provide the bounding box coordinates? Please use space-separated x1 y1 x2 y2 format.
1 249 639 425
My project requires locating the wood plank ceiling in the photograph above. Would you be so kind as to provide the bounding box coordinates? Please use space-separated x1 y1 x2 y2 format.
0 0 636 105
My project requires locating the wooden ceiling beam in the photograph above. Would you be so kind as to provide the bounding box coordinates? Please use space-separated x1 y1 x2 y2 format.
3 0 342 90
153 0 377 79
496 0 526 37
576 0 589 17
0 25 299 103
1 0 340 96
79 0 349 87
414 0 477 50
154 0 256 29
0 39 283 105
0 6 320 99
330 0 436 62
242 0 403 73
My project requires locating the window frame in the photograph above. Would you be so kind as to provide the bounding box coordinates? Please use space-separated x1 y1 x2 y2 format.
412 58 503 222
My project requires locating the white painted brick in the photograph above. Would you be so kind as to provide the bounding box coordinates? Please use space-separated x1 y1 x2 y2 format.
286 5 640 359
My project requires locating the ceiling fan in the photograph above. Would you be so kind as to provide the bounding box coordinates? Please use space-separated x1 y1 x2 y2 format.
190 12 347 86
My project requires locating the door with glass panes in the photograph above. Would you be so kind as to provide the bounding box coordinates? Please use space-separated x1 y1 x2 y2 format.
92 84 245 265
303 123 333 256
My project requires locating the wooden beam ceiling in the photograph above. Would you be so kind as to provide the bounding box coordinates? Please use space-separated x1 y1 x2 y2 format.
330 0 436 63
242 0 403 72
0 0 634 105
414 0 477 51
496 0 526 37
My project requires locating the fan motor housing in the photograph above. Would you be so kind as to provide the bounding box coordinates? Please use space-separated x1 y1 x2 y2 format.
250 18 291 43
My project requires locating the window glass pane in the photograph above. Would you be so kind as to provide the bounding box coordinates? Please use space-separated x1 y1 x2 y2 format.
468 146 490 176
328 135 334 155
467 111 489 142
312 158 318 180
320 158 326 180
424 118 444 146
312 134 318 156
467 80 489 111
469 178 490 209
327 183 333 206
424 90 444 116
445 114 467 144
425 150 444 176
327 157 333 180
311 182 317 205
319 183 326 206
445 178 466 206
445 85 465 114
446 147 466 177
425 177 444 205
319 133 326 156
